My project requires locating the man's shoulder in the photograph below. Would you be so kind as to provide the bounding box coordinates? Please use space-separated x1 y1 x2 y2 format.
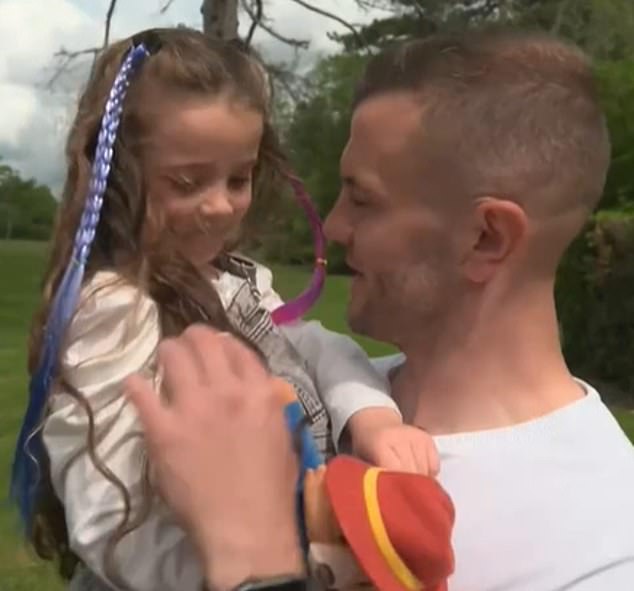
575 379 634 460
439 388 634 591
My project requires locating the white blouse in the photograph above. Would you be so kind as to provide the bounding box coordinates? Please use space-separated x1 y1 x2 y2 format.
43 263 397 591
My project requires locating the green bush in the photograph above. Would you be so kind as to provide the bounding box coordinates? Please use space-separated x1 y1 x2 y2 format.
557 210 634 404
0 162 56 241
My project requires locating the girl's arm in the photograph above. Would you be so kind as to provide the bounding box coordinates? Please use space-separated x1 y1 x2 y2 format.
42 275 205 591
254 264 401 449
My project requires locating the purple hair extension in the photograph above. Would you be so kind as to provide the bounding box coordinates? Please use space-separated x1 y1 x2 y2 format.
270 173 327 325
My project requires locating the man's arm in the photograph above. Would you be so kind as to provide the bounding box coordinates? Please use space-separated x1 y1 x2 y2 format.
125 327 306 591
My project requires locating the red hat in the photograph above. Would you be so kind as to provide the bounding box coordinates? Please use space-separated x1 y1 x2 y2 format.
325 455 455 591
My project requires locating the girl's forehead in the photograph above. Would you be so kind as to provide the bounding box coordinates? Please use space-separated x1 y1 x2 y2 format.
142 95 264 164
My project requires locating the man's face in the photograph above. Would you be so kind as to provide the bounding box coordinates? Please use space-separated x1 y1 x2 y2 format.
324 93 469 345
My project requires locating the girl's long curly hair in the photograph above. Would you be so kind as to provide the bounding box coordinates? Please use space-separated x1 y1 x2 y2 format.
27 27 287 586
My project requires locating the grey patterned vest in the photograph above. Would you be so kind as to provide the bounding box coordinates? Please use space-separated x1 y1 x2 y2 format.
218 253 334 459
69 255 334 590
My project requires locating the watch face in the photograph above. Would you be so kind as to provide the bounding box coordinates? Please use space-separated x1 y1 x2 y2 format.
308 543 372 591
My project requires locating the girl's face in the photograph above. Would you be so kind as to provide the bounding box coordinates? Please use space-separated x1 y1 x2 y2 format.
143 93 263 267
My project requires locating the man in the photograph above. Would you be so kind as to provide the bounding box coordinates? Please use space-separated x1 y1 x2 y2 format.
323 28 634 589
129 29 634 590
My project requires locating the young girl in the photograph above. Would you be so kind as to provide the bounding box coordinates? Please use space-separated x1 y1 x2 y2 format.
11 28 437 591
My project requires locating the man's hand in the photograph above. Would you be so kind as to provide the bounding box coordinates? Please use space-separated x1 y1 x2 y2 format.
350 409 440 476
125 326 304 590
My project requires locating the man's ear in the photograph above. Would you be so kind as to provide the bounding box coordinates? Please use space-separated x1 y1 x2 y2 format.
462 197 528 284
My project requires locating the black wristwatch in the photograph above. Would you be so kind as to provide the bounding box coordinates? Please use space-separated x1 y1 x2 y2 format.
231 575 307 591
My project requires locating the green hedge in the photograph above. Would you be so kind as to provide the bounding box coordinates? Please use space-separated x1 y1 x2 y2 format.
556 210 634 405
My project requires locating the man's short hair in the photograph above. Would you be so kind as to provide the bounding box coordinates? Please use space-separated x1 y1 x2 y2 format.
354 29 611 215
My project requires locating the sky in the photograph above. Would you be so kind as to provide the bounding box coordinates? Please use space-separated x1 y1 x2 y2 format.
0 0 388 195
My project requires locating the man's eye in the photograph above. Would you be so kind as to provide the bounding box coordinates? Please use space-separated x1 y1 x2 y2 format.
350 194 367 207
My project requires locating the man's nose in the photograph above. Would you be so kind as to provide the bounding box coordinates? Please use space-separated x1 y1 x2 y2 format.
323 196 350 245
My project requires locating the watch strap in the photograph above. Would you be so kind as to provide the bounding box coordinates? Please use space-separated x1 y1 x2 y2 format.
231 574 307 591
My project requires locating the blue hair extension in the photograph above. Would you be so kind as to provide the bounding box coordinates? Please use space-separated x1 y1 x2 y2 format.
10 43 151 532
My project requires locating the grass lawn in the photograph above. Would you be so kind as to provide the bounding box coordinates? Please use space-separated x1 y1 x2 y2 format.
0 240 65 590
0 239 632 589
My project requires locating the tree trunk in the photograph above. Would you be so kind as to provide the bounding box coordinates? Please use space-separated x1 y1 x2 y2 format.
201 0 239 40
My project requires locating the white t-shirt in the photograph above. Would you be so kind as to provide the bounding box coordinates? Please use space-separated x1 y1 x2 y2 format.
372 355 634 591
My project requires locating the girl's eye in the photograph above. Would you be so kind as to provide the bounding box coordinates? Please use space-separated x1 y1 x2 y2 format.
228 175 251 192
171 174 200 194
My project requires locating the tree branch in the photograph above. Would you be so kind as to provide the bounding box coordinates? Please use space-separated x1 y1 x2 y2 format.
242 0 309 49
287 0 364 47
354 0 394 11
103 0 118 48
47 47 100 89
266 62 307 104
53 47 101 58
258 22 310 49
48 0 117 87
244 0 263 46
159 0 177 14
